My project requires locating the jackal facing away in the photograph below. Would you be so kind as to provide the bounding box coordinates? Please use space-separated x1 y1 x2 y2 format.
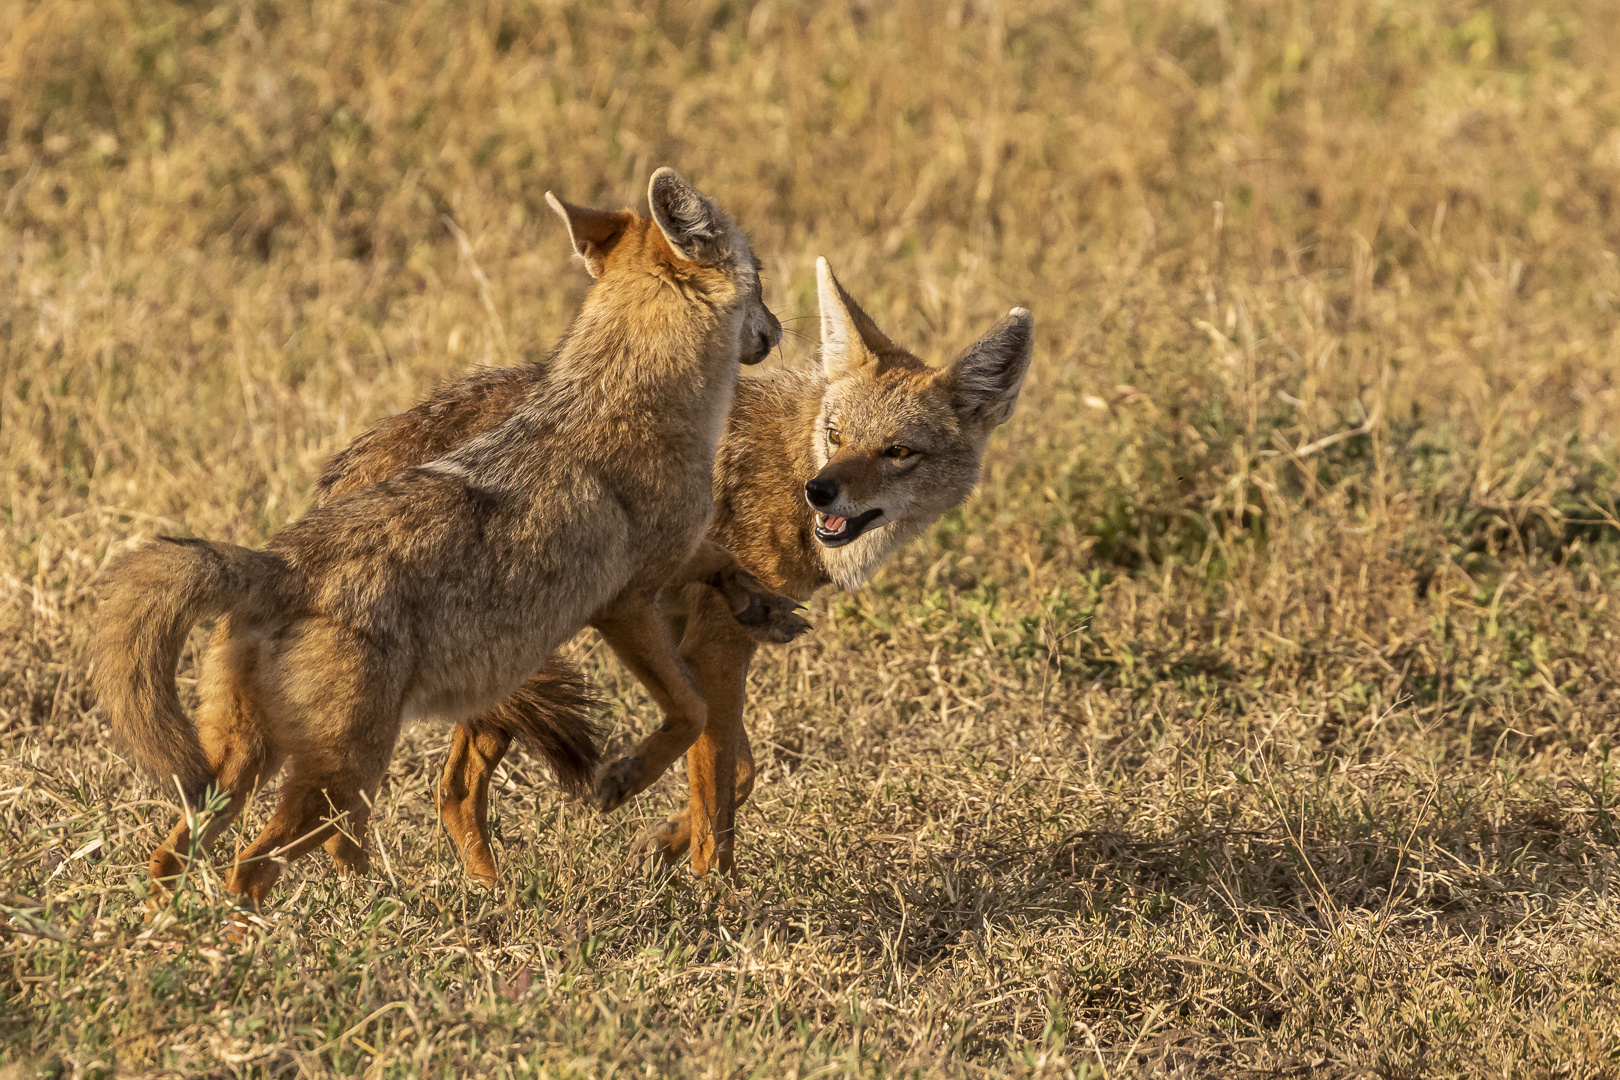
430 258 1034 879
90 168 782 906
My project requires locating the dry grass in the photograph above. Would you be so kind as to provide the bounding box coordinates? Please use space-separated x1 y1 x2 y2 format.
4 0 1620 1076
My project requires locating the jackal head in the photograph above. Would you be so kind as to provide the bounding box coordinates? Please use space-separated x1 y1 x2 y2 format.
805 258 1033 587
545 169 781 366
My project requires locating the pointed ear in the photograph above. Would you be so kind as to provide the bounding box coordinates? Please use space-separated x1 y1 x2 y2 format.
945 307 1034 429
546 192 632 278
816 257 895 381
647 167 727 264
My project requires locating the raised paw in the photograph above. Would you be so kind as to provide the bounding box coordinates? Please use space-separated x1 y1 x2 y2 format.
732 591 811 644
707 566 810 644
593 755 647 813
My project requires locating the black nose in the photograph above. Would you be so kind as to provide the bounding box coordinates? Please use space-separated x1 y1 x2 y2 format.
805 476 839 509
742 329 776 366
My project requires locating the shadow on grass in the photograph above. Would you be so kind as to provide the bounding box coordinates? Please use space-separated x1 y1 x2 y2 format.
775 797 1615 971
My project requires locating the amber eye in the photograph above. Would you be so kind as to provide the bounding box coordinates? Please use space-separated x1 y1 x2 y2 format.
885 445 914 459
827 427 842 447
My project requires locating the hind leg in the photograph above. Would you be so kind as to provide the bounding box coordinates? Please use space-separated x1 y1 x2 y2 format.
438 721 513 886
150 625 276 889
225 628 401 907
227 756 390 908
437 662 601 886
322 798 374 877
149 739 265 886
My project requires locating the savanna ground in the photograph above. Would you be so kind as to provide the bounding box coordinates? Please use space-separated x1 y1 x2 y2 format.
4 1 1620 1076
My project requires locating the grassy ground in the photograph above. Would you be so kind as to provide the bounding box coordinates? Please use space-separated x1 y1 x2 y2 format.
4 0 1620 1075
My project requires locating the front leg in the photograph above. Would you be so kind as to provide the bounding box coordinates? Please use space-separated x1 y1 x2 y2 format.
635 585 760 876
590 541 808 813
678 539 809 645
590 590 711 813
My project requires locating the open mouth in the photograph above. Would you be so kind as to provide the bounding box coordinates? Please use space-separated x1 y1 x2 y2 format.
814 508 884 548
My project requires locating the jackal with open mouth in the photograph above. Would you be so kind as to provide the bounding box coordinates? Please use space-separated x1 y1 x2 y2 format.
89 168 785 906
438 257 1034 879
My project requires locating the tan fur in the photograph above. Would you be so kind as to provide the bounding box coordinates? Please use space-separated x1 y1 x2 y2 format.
88 168 781 907
311 349 809 829
438 260 1035 878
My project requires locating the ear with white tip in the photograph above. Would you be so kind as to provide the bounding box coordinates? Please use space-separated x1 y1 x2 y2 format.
545 192 632 278
648 167 727 264
946 307 1034 428
816 257 895 381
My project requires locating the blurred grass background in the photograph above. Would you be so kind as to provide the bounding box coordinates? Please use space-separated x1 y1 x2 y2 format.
3 0 1620 1076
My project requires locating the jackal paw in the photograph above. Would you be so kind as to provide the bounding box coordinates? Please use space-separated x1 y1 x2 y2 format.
222 907 265 945
460 848 500 889
733 591 811 644
593 755 646 813
708 566 810 644
631 815 690 864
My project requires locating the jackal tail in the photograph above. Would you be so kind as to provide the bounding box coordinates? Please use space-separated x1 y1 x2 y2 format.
475 661 606 797
88 536 291 806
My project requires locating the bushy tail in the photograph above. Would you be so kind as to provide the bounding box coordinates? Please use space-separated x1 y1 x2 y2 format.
88 536 291 805
479 660 605 796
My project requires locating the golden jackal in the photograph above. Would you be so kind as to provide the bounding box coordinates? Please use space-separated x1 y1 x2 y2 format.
587 259 1031 875
323 256 1033 880
89 168 781 906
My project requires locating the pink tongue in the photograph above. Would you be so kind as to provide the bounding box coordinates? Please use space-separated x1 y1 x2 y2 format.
825 515 846 530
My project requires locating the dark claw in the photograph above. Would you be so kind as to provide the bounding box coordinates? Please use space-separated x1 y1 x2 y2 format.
733 593 811 644
749 608 810 645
